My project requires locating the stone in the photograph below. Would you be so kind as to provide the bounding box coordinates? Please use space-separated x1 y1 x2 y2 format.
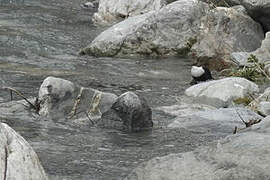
125 126 270 180
185 77 259 107
190 7 264 70
249 87 270 116
0 123 48 180
230 32 270 66
38 76 118 121
257 101 270 117
240 0 270 32
168 107 262 135
100 91 153 132
80 0 209 57
93 0 167 25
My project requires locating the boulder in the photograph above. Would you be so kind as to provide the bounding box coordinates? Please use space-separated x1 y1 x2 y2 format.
185 77 259 107
231 32 270 66
93 0 167 25
168 107 262 135
100 91 153 132
38 76 118 121
80 0 209 57
125 125 270 180
190 7 264 70
0 123 48 180
240 0 270 32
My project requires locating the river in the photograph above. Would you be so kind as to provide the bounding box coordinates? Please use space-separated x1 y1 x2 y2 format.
0 0 221 179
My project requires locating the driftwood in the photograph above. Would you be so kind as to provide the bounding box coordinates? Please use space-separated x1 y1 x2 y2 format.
1 87 40 114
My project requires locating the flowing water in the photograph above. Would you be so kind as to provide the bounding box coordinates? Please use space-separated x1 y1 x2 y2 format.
0 0 221 179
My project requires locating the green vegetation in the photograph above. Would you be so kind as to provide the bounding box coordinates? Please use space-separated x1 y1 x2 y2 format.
233 97 252 106
229 54 267 83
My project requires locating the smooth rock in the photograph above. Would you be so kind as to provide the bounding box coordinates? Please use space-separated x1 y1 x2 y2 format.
93 0 167 25
80 0 209 57
0 123 48 180
168 107 262 134
185 77 259 107
125 126 270 180
190 7 264 70
100 91 153 132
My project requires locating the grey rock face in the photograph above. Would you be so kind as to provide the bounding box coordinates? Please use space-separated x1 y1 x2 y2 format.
240 0 270 32
100 92 153 132
125 124 270 180
191 7 264 70
185 77 259 108
93 0 167 25
80 0 209 57
231 32 270 67
0 123 48 180
168 107 262 135
38 76 117 121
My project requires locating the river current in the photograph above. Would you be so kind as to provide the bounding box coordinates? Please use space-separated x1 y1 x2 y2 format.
0 0 220 179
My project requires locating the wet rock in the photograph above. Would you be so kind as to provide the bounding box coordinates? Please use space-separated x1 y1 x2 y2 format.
231 32 270 67
168 107 262 135
190 7 264 70
99 92 153 132
38 76 117 121
0 123 48 180
93 0 167 25
155 102 216 117
185 77 259 108
125 124 270 180
80 0 209 57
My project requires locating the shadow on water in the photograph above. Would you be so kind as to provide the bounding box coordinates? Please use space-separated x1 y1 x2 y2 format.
0 0 222 179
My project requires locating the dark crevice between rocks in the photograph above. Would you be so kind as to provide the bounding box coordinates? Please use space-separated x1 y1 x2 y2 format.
4 145 8 180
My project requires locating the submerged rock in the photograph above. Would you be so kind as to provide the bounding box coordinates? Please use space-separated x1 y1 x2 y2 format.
38 76 117 121
0 123 48 180
93 0 167 25
80 0 209 57
190 7 264 70
100 91 153 132
185 77 259 107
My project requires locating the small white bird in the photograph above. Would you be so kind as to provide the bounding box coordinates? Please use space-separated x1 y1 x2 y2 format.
190 66 213 85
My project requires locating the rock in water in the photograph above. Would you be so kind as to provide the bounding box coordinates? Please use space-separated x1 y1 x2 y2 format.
100 92 153 132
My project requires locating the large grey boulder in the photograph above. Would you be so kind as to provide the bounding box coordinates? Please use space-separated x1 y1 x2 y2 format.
100 91 153 132
93 0 167 25
0 123 48 180
240 0 270 32
190 7 264 70
125 124 270 180
231 32 270 67
185 77 259 107
38 76 118 121
168 107 262 135
80 0 209 57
